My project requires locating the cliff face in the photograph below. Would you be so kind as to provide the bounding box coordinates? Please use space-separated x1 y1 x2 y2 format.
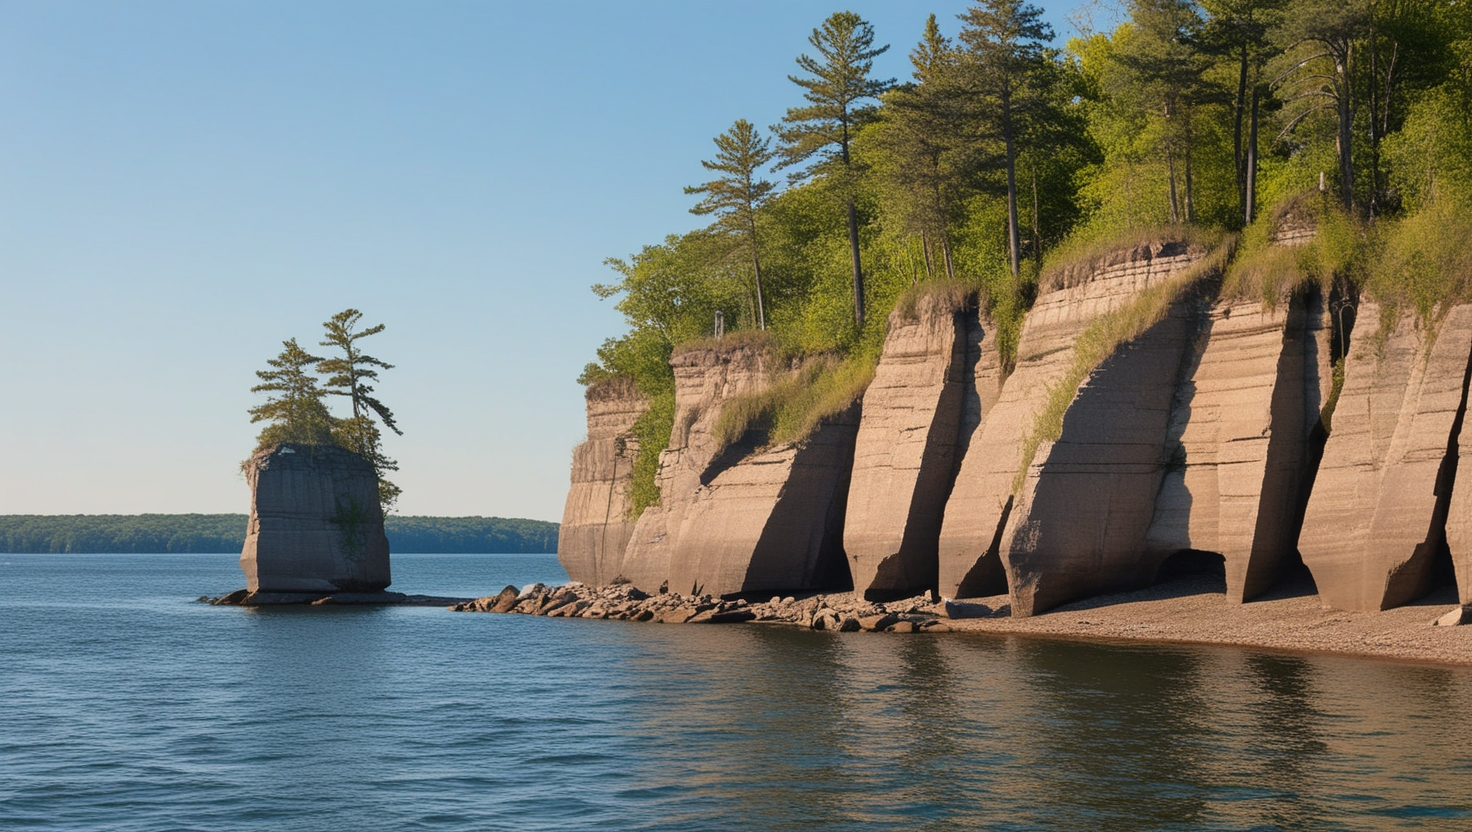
937 243 1207 601
560 237 1472 619
1144 289 1331 602
1299 302 1472 611
844 294 997 600
240 443 390 593
557 380 647 586
999 271 1207 616
617 344 857 597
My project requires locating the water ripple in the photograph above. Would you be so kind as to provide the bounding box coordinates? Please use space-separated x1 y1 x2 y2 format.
3 553 1472 830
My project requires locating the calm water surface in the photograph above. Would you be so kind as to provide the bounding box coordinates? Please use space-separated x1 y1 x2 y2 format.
3 553 1471 830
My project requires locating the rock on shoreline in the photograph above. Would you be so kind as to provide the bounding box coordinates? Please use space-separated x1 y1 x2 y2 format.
203 589 469 607
449 582 988 633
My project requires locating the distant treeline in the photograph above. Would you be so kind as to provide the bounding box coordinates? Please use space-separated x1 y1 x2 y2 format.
0 514 559 554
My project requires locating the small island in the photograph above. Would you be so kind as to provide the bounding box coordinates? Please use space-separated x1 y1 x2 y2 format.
214 309 460 607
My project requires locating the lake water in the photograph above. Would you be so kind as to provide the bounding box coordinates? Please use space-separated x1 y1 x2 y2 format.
3 553 1471 830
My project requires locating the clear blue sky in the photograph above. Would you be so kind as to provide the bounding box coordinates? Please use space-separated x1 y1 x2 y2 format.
0 1 1088 521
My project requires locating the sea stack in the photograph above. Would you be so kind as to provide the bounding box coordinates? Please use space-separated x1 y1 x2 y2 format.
240 443 391 593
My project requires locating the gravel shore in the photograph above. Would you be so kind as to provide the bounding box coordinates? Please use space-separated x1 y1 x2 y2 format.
943 575 1472 667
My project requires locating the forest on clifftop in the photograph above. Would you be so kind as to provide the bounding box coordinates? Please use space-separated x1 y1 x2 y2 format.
581 1 1472 516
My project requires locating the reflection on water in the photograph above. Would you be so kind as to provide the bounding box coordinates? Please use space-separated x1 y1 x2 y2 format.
2 554 1470 830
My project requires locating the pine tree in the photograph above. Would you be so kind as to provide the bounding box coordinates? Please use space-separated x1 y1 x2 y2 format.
879 14 972 281
1198 0 1287 224
685 119 778 330
248 338 335 449
775 11 893 329
318 309 403 510
957 0 1054 280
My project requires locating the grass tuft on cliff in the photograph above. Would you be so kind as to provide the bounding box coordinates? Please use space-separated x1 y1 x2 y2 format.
626 390 675 519
711 355 874 453
1014 239 1234 494
1220 192 1362 306
1365 197 1472 331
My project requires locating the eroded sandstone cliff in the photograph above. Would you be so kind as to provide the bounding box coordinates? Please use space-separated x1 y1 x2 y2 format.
1299 302 1472 611
844 292 998 600
560 239 1472 620
615 343 857 597
937 242 1208 604
557 379 647 586
998 267 1211 616
1143 288 1332 602
241 443 390 593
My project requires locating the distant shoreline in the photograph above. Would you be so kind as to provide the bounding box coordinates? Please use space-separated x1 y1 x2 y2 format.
0 514 559 555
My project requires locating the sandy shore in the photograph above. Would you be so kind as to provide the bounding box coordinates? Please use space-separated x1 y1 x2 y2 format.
939 575 1472 667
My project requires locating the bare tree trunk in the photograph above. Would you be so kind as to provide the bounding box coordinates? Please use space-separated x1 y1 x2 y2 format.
751 249 767 331
1336 54 1355 211
1003 97 1021 281
1184 117 1196 224
921 228 934 283
943 236 956 282
1031 162 1042 264
1167 143 1181 224
1234 44 1249 220
847 196 865 328
1246 84 1260 225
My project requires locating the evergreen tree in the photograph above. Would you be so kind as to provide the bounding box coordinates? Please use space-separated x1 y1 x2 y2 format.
878 14 973 281
957 0 1055 280
318 309 402 510
775 11 893 329
685 119 778 330
1111 0 1212 224
248 338 335 449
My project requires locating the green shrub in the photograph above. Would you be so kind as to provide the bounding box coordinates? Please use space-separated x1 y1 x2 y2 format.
627 390 675 518
1365 198 1472 327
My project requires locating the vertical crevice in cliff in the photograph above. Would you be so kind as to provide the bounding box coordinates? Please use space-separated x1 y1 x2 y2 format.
1382 336 1472 607
954 495 1011 598
885 306 983 599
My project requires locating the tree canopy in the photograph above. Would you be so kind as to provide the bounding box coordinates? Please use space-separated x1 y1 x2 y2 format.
583 0 1472 518
246 308 403 510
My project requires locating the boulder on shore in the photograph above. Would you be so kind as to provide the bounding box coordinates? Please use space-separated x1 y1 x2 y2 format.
240 443 390 594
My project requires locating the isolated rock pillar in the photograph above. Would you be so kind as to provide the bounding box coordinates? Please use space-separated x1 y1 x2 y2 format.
240 443 390 593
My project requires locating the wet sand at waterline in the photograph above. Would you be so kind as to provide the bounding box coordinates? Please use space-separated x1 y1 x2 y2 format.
943 574 1472 667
